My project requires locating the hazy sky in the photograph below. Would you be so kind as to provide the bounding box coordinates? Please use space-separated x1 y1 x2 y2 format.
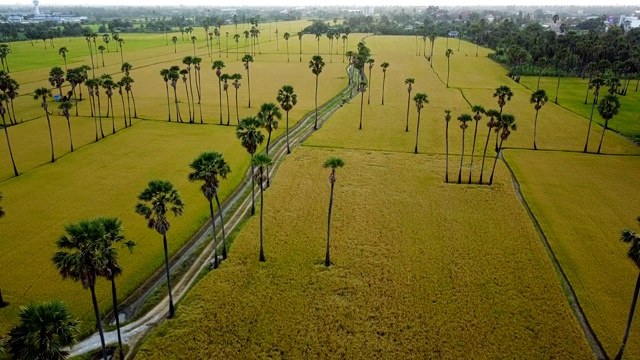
1 0 638 7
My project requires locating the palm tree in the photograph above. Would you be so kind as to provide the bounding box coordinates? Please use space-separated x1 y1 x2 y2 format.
257 102 282 187
615 217 640 360
98 45 106 67
117 38 125 65
0 44 10 73
584 62 598 104
413 93 429 154
58 46 69 71
444 109 452 183
8 301 79 360
179 69 193 124
182 56 196 123
92 77 105 138
284 32 291 62
468 105 485 183
135 180 185 319
52 219 110 360
48 66 65 97
172 36 178 53
66 68 82 117
405 78 414 132
584 77 606 153
309 55 325 130
596 94 621 154
493 85 513 151
315 32 322 55
98 217 134 360
192 57 203 123
121 62 137 118
298 32 303 62
231 73 242 124
479 109 500 185
33 87 55 163
221 73 231 126
276 85 297 154
169 69 182 123
429 34 436 68
116 80 128 128
323 156 345 267
85 78 98 135
101 77 117 133
530 89 548 150
0 94 18 176
236 117 265 216
251 153 273 262
365 58 375 105
84 34 95 78
234 34 240 60
242 55 253 108
191 36 197 56
445 49 453 87
380 62 389 105
160 69 172 121
59 101 74 152
189 152 231 267
212 60 225 125
457 113 472 184
358 81 367 130
536 57 547 90
489 114 517 186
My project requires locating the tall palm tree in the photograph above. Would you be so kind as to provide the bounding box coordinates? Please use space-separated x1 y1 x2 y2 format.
536 57 547 91
413 93 429 154
135 180 185 318
405 78 414 132
121 62 137 119
221 73 231 126
323 156 345 267
92 77 105 138
179 69 193 124
182 57 195 123
380 62 389 105
468 105 485 183
116 80 128 128
444 109 452 183
615 217 640 360
192 57 203 123
366 58 375 105
315 32 322 55
358 81 367 130
251 153 273 262
234 34 240 60
85 78 98 137
189 152 231 267
0 94 17 176
84 34 95 78
257 102 282 187
58 46 69 72
493 85 513 151
58 100 74 152
479 109 500 185
33 87 55 163
236 117 265 216
8 301 79 360
276 85 297 154
284 32 291 62
52 219 110 360
98 45 106 67
212 60 225 125
242 55 254 108
584 62 598 104
160 69 172 121
596 94 621 154
98 217 134 360
101 76 116 134
530 89 548 150
117 37 125 65
309 55 325 130
428 34 436 67
297 32 303 62
584 77 606 153
231 73 242 124
445 49 454 87
191 36 197 56
169 69 182 123
172 36 178 53
457 113 472 184
489 114 517 186
48 66 65 97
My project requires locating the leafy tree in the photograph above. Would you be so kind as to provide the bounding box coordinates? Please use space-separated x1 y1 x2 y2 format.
444 109 452 183
479 109 500 185
468 105 485 183
242 55 253 108
489 114 517 186
276 85 297 154
445 49 453 87
52 219 110 360
380 62 389 105
323 156 345 267
251 153 273 262
615 217 640 360
135 180 185 318
212 60 225 124
457 113 472 184
405 78 414 132
0 94 17 176
596 94 621 154
231 73 242 124
236 117 265 216
33 87 55 162
413 93 429 154
189 152 231 267
309 55 325 130
58 101 74 152
58 46 69 72
8 301 79 360
584 77 606 153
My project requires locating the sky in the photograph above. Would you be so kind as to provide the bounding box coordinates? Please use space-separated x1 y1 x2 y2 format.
0 0 638 7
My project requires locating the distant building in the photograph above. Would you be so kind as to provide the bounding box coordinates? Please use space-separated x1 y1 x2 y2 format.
619 15 640 32
7 15 24 22
486 14 495 23
364 6 374 17
33 0 39 16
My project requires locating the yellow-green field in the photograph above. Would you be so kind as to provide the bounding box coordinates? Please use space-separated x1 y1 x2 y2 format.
0 20 360 333
137 146 592 359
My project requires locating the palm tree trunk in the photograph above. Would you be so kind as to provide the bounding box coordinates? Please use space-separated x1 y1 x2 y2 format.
445 122 450 183
299 39 302 62
188 73 195 123
120 93 127 127
286 41 289 62
359 90 364 130
110 98 115 134
101 53 105 67
96 94 104 138
286 111 290 154
110 278 125 360
468 122 478 183
235 89 239 124
1 114 18 176
173 88 181 123
165 83 171 122
259 179 265 262
476 43 479 57
458 128 466 184
130 90 137 120
90 285 109 360
614 272 640 360
65 115 74 152
479 127 492 185
381 72 386 105
314 75 319 130
367 69 372 105
597 119 608 154
214 193 227 260
44 108 55 162
91 96 98 142
584 96 597 153
447 58 451 87
125 92 133 126
162 233 176 318
489 137 505 186
247 69 251 108
218 79 223 124
184 84 192 124
197 71 203 124
325 176 335 267
225 90 230 126
266 130 272 187
405 92 411 132
554 74 561 104
584 74 592 104
533 109 539 150
250 162 256 216
414 111 421 154
208 200 219 269
537 69 542 90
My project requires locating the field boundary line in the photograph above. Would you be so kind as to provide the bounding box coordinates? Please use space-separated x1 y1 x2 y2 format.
501 152 608 360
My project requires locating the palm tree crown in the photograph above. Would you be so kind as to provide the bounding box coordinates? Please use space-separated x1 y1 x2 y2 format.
236 116 265 155
530 89 548 110
135 180 185 235
188 152 231 201
277 85 297 112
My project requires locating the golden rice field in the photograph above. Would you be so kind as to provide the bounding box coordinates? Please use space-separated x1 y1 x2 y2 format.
0 20 358 333
137 146 592 359
504 150 640 359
